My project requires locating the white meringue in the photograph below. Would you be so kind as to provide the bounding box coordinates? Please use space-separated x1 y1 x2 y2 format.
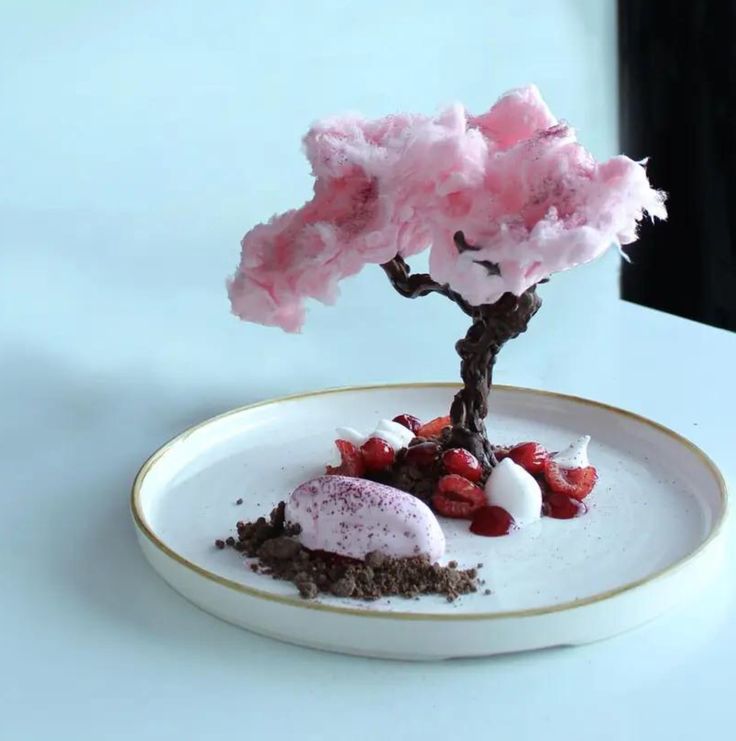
335 419 415 453
551 435 591 469
485 458 542 527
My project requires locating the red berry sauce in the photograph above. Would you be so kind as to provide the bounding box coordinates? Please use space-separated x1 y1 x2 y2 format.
543 492 588 519
470 506 515 536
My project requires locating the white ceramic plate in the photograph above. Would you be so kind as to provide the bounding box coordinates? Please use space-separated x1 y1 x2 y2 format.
132 384 727 659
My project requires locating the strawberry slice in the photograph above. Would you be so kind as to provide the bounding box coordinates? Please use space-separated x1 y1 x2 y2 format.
325 439 366 477
506 441 548 474
543 459 597 500
416 415 451 439
432 474 487 519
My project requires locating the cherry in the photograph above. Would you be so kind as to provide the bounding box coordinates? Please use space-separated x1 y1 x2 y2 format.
470 506 515 536
404 441 441 467
360 437 395 470
441 448 482 482
392 413 422 433
543 492 587 519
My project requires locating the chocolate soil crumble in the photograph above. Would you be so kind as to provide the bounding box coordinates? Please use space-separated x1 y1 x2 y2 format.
218 502 480 602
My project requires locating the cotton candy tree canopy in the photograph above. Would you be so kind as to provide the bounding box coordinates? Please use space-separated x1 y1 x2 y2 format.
228 85 666 332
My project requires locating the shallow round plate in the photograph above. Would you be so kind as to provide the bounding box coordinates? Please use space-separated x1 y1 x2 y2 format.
132 384 727 659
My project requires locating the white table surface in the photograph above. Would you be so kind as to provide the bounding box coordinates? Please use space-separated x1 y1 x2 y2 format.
3 2 736 739
3 285 735 741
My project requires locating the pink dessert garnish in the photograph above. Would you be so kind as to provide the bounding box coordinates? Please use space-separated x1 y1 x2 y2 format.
470 506 515 536
228 87 665 335
441 448 482 482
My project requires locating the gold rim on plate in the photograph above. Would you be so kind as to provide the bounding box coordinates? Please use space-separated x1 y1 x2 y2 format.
131 383 728 621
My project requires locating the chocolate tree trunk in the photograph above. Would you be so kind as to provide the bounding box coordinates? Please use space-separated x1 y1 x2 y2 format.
447 288 541 467
380 255 541 467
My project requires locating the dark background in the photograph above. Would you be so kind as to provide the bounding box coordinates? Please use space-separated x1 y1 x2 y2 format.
619 0 736 331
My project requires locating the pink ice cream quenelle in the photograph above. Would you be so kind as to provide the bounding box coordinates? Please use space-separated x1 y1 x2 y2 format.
285 475 446 562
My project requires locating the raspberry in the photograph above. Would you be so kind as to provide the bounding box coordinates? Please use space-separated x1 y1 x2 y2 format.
432 474 486 519
543 460 598 500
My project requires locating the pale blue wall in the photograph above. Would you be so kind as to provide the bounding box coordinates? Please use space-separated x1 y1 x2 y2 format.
1 1 619 397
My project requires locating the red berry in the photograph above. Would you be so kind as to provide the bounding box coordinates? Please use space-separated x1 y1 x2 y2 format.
470 505 515 536
506 442 548 474
416 415 451 439
437 474 487 503
360 437 395 470
404 441 440 467
432 494 476 519
392 414 422 433
325 439 366 477
432 474 487 519
543 460 598 500
441 448 482 482
543 492 588 519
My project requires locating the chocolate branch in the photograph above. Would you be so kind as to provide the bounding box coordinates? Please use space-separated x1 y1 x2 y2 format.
381 253 541 468
380 255 474 315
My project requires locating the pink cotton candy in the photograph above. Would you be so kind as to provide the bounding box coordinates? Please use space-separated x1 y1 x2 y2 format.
229 85 666 331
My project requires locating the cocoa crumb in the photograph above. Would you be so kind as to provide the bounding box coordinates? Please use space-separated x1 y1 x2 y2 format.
297 581 319 599
258 536 301 561
330 576 356 597
218 503 479 602
365 550 386 569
